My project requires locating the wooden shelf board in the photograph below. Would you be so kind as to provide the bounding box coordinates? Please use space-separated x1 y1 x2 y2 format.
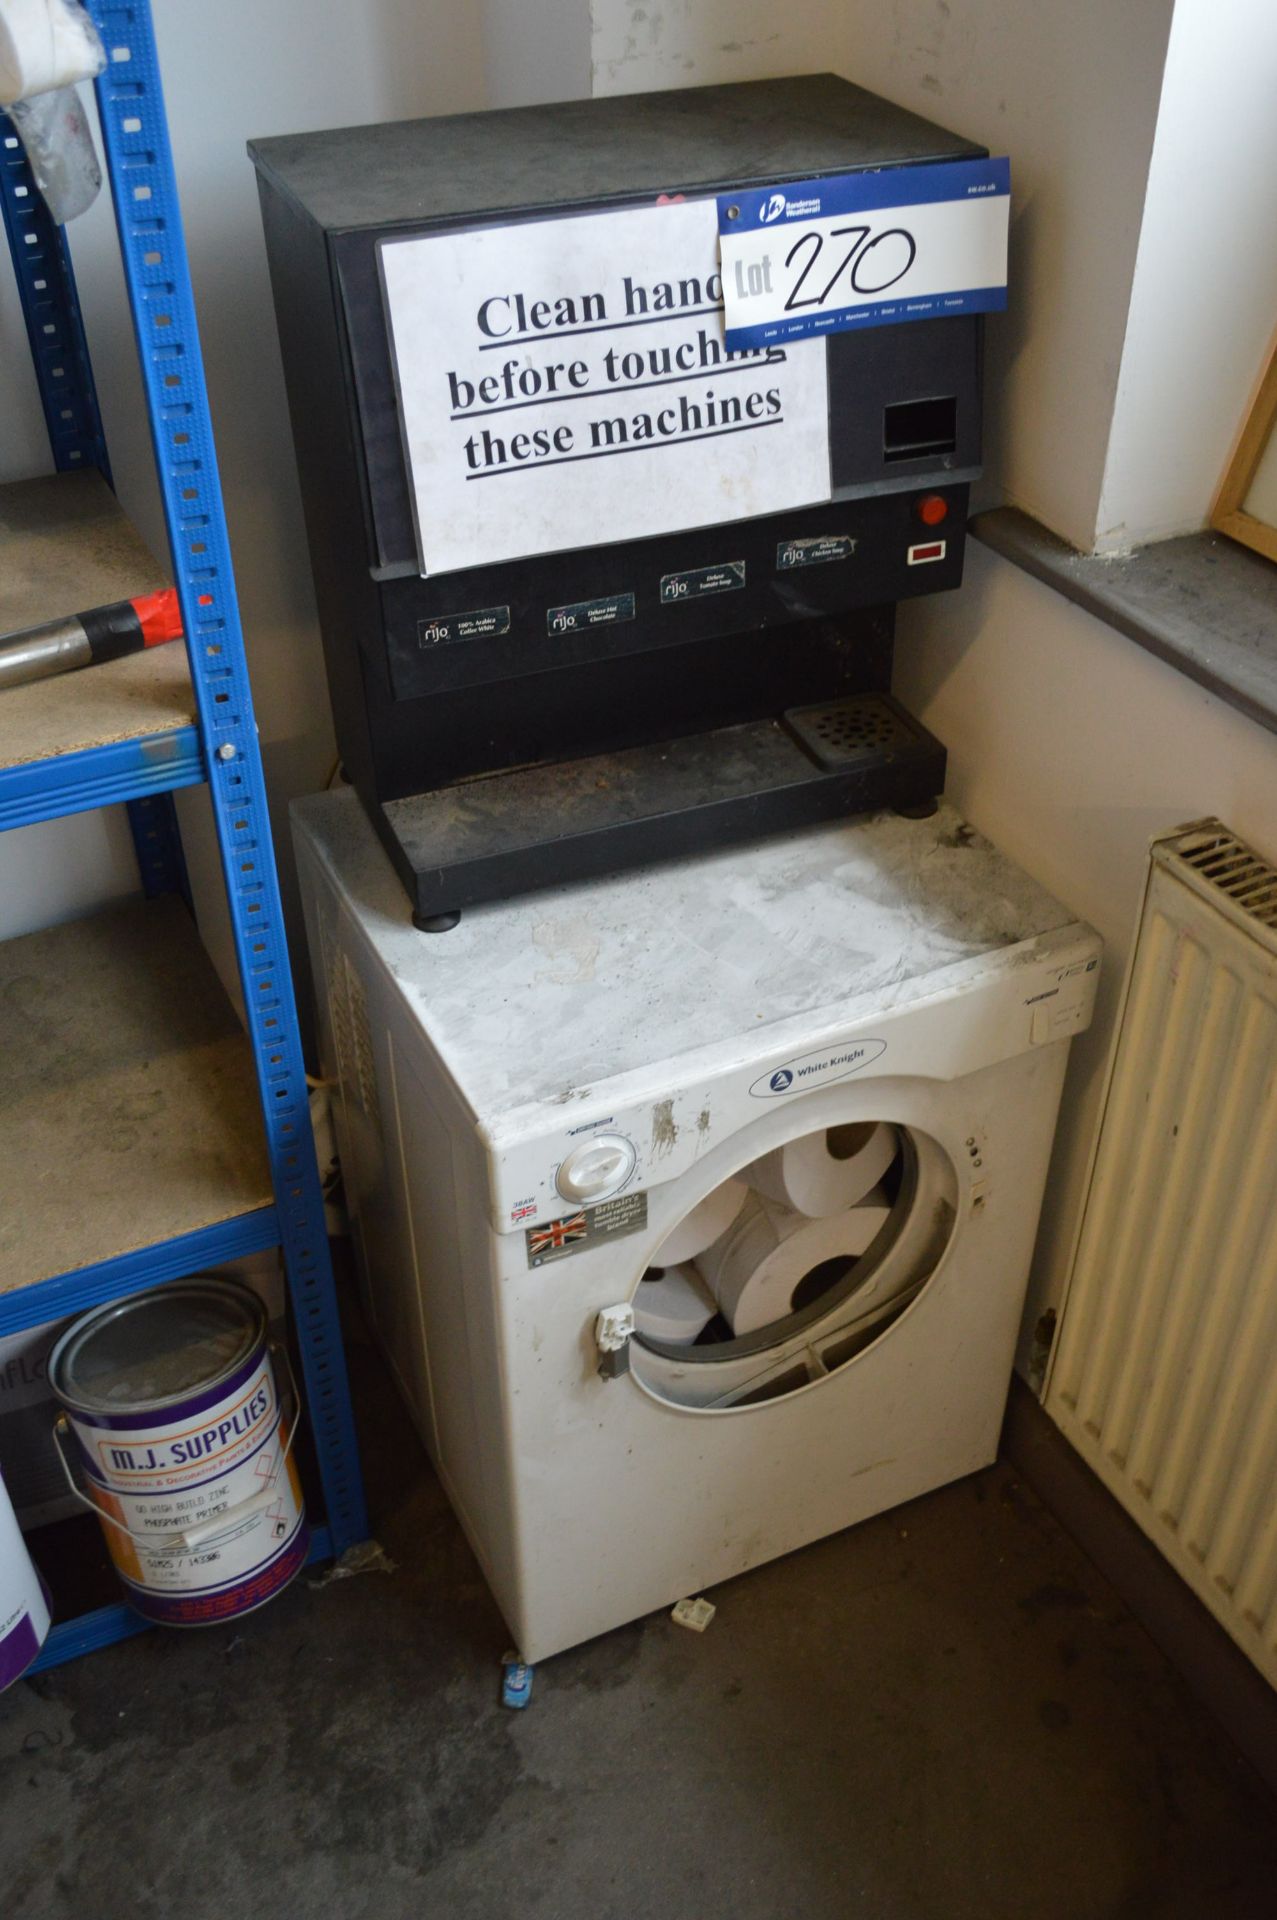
0 470 196 773
0 894 273 1295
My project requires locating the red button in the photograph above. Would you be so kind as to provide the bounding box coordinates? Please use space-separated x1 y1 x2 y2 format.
917 494 949 527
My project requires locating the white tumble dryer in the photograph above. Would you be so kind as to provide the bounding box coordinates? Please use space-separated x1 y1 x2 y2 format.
294 789 1100 1663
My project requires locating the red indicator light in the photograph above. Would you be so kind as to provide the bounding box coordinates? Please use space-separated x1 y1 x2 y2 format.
917 494 949 527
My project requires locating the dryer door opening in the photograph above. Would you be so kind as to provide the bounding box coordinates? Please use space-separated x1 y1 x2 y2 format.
630 1122 958 1411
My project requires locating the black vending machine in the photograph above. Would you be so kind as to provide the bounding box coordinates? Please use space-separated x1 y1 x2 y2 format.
250 75 995 927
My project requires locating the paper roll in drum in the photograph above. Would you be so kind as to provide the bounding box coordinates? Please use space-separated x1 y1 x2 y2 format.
696 1190 892 1336
650 1177 748 1266
633 1264 718 1347
747 1121 898 1217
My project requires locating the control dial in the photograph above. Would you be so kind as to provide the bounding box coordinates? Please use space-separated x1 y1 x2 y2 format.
555 1134 636 1205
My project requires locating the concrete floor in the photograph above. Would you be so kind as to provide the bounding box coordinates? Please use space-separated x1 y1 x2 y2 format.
3 1307 1275 1920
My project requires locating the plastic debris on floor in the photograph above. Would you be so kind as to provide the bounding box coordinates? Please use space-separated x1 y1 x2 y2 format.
501 1654 534 1709
671 1596 716 1633
308 1540 398 1588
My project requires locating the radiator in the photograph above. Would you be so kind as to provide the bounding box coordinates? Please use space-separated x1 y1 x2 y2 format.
1045 819 1277 1688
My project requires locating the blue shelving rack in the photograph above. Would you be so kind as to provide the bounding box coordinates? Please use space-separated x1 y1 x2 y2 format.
0 0 368 1669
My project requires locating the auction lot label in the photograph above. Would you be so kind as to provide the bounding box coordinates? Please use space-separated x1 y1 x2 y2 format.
380 200 830 576
718 157 1009 350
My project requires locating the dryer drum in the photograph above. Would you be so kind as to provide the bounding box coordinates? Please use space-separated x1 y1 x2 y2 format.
747 1120 899 1216
694 1187 893 1335
631 1128 959 1411
648 1177 748 1265
632 1264 717 1346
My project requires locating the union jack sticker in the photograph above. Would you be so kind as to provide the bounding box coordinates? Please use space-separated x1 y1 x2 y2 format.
527 1212 588 1260
525 1192 648 1268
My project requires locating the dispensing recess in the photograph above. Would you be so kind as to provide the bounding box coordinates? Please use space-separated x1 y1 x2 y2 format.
883 397 959 465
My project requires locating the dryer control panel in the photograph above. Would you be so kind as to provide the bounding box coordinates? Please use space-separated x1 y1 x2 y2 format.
555 1133 638 1205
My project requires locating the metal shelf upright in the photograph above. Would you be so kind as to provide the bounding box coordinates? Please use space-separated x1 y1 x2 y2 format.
0 0 368 1669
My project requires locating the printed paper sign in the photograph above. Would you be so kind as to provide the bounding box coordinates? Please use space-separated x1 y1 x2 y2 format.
718 157 1009 350
379 200 830 576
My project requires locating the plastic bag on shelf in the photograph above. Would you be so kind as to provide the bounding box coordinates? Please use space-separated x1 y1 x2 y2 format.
1 0 107 222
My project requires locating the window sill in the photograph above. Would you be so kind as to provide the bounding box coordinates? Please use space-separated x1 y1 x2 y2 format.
972 507 1277 739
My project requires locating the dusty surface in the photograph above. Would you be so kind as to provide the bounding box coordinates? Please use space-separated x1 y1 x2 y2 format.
0 896 271 1291
296 787 1080 1119
0 471 193 768
3 1307 1274 1920
974 507 1277 743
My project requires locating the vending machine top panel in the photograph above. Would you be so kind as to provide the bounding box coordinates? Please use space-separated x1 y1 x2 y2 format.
251 76 988 584
248 74 983 234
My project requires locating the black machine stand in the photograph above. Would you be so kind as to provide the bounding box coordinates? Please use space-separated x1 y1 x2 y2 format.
251 76 988 923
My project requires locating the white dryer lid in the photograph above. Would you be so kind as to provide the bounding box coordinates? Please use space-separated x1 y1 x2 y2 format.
293 790 1084 1124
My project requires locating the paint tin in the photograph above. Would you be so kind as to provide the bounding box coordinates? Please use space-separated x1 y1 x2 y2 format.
49 1278 309 1627
0 1462 51 1689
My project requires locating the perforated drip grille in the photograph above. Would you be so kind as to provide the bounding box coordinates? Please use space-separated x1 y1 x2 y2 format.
1173 824 1277 939
783 695 919 771
809 706 901 752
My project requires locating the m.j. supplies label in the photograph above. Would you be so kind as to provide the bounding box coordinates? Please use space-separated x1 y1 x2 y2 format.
526 1193 648 1268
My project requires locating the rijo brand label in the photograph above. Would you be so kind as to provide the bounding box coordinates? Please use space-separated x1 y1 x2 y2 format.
417 604 511 647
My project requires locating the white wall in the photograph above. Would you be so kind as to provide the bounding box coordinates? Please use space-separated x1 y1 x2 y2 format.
1092 0 1277 549
0 810 139 941
0 0 487 981
589 0 1175 551
894 554 1277 1370
483 0 591 107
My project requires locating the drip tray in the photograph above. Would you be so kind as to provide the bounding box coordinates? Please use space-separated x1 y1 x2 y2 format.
379 693 945 921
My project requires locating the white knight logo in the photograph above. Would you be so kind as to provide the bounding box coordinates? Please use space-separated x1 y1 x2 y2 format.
749 1039 887 1097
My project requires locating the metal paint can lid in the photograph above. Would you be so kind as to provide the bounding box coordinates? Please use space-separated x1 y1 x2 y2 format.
49 1277 267 1416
